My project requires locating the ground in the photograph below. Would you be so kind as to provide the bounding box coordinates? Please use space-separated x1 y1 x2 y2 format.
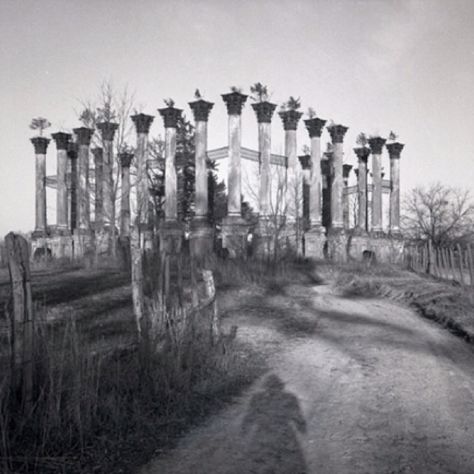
140 280 474 474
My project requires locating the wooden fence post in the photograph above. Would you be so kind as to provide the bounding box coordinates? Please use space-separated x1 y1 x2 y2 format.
456 243 466 286
5 232 34 412
467 244 474 287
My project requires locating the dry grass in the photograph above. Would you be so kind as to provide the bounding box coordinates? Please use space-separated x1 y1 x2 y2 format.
329 262 474 342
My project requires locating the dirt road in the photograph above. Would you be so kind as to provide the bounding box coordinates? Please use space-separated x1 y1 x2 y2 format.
139 282 474 474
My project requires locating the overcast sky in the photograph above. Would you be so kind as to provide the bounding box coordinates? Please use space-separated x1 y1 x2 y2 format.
1 0 473 236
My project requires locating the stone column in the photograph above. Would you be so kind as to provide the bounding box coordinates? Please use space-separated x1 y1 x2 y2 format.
96 122 119 228
131 114 154 227
189 99 214 258
158 106 183 223
91 148 103 229
73 128 94 233
342 164 353 229
31 137 50 235
368 136 386 233
252 101 277 217
279 110 303 221
119 152 133 237
51 132 71 232
326 124 348 262
222 91 248 218
353 146 370 232
386 141 404 235
327 124 348 229
189 99 214 221
221 91 248 257
298 155 311 230
304 117 326 228
67 142 78 233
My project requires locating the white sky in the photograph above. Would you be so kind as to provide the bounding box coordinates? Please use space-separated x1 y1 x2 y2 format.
1 0 473 236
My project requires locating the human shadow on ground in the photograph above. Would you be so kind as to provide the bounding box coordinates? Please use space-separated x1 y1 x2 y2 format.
239 374 308 474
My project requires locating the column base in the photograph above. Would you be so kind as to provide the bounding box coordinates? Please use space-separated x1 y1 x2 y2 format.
304 226 326 260
327 227 347 263
347 230 405 264
190 220 214 260
159 221 183 255
221 215 249 259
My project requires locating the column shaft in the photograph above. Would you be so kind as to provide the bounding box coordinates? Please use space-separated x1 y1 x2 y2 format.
258 122 271 216
136 132 150 225
102 139 114 226
331 142 344 228
371 153 383 231
69 154 77 232
227 114 242 217
35 153 47 232
77 144 90 230
121 165 131 236
164 127 178 222
93 150 103 227
390 158 400 232
194 120 208 219
358 160 368 231
56 148 68 229
285 129 299 219
309 136 322 227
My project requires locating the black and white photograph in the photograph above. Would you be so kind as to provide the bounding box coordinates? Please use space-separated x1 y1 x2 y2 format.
1 0 474 472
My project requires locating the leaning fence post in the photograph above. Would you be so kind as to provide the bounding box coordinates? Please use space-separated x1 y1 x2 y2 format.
467 244 474 287
5 232 34 412
456 243 466 286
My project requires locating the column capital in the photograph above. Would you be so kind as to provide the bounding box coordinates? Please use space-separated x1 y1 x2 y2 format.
97 122 119 141
279 110 303 131
304 117 327 138
119 152 134 168
158 106 183 128
343 164 353 180
386 141 405 159
131 113 155 134
222 91 248 115
327 124 348 143
298 154 311 170
368 136 386 154
73 127 94 146
51 132 72 150
251 101 277 123
31 136 50 154
189 99 214 122
353 146 370 162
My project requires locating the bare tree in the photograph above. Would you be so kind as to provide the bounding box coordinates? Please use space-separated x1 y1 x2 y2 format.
29 117 51 136
402 182 474 247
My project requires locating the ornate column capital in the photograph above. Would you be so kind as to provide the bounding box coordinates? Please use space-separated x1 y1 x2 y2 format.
119 152 134 168
252 101 277 123
386 141 405 159
279 110 303 131
51 132 72 150
368 136 386 154
298 154 311 170
158 106 183 128
73 127 94 146
343 164 353 180
97 122 119 141
131 113 155 134
353 146 370 162
222 91 248 115
31 136 50 154
304 117 327 138
327 124 348 143
189 99 214 122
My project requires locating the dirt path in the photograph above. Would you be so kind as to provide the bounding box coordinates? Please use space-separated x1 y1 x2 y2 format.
139 282 474 474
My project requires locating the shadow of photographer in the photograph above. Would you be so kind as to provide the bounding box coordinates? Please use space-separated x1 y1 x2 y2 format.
240 374 308 474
